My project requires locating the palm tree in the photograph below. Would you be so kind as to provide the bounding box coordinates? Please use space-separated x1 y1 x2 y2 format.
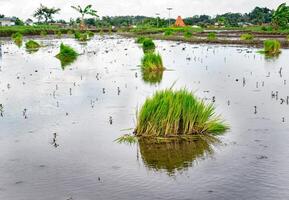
71 5 98 29
272 3 289 29
33 4 60 23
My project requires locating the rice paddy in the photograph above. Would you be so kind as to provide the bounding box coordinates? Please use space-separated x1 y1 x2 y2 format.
260 39 281 57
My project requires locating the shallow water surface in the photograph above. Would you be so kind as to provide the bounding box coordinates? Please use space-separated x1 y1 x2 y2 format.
1 35 289 200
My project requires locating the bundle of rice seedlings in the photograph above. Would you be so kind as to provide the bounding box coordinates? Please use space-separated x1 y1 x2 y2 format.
141 53 164 72
240 33 254 41
135 89 228 138
207 32 217 40
142 38 156 53
56 43 78 68
262 39 281 56
25 40 40 49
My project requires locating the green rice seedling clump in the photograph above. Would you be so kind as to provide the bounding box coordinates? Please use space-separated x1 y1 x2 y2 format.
11 32 23 46
207 32 217 40
40 30 47 36
240 33 254 41
164 29 174 36
184 31 193 38
263 39 281 56
142 38 156 53
87 31 95 37
135 89 228 138
136 36 146 44
56 43 78 67
141 53 164 72
25 40 40 49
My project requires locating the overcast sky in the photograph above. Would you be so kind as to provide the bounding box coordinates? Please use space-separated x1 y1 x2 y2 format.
0 0 288 20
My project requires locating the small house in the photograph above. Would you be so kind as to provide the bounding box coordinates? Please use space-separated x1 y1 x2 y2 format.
0 17 16 26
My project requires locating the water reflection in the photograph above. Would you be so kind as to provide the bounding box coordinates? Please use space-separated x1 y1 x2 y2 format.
141 69 163 84
139 136 220 175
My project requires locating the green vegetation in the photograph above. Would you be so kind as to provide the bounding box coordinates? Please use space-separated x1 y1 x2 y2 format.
141 53 164 72
184 31 193 38
0 25 71 37
207 32 217 40
136 36 146 44
142 69 163 84
142 38 156 53
33 4 61 23
261 39 281 56
74 31 94 41
240 33 254 41
135 89 228 139
56 43 79 68
272 3 289 29
25 40 41 49
40 30 47 36
11 32 23 47
115 134 138 145
164 29 174 36
71 5 98 29
56 31 62 37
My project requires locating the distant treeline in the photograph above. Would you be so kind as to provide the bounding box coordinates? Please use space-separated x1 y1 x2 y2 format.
0 5 280 28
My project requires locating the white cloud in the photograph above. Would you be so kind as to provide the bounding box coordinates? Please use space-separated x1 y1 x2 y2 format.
0 0 287 20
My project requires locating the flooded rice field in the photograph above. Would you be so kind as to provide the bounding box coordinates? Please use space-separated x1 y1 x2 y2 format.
1 35 289 200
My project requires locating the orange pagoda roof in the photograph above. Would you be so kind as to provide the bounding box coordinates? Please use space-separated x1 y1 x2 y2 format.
175 16 186 27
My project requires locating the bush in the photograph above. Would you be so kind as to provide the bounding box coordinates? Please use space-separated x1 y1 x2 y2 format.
142 38 156 53
263 40 281 56
56 43 78 68
240 33 254 41
141 53 164 72
207 32 217 40
135 89 228 138
25 40 40 49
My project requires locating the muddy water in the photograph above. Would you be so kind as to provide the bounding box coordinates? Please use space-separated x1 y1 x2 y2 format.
1 35 289 200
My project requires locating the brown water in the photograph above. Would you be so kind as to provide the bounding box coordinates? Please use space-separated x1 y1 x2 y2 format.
1 35 289 200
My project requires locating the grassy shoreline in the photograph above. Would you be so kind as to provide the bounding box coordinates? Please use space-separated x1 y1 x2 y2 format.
120 32 289 48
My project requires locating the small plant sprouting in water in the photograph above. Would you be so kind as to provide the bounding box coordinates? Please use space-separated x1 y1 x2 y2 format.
207 32 217 40
115 134 138 145
164 29 174 36
40 30 47 36
259 39 281 57
74 31 93 42
56 43 79 68
240 33 254 41
135 89 228 139
11 32 23 47
142 38 156 53
184 31 193 38
136 36 146 44
25 40 41 50
141 53 164 72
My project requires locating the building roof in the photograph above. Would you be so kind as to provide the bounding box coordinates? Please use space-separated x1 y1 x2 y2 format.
175 16 186 27
0 17 16 22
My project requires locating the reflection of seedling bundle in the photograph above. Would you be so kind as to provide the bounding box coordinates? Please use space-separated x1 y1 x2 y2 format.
56 43 79 68
139 135 220 175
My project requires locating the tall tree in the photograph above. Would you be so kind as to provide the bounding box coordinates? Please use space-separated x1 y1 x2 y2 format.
71 5 98 29
33 4 61 23
272 3 289 29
